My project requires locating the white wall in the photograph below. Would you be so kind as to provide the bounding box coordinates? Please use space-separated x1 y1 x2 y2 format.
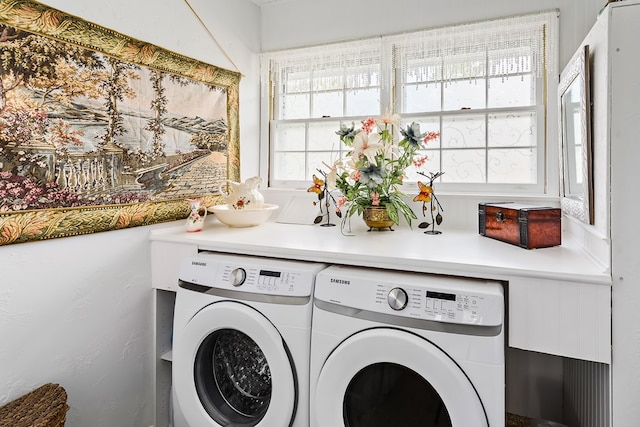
0 1 260 426
0 225 157 426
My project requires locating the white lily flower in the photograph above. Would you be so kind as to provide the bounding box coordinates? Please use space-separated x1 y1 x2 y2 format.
352 132 383 164
379 112 401 127
322 161 339 190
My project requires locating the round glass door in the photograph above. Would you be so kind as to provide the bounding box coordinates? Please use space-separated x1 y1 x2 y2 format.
343 362 451 427
314 328 487 427
173 301 297 427
195 329 272 425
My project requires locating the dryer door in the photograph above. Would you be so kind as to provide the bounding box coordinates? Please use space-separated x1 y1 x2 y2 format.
173 301 297 427
314 328 488 427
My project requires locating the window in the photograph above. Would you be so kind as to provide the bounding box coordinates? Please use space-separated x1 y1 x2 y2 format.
263 39 383 187
262 11 558 193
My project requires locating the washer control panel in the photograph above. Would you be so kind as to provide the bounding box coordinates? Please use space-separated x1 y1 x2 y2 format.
316 266 503 326
220 264 306 294
179 253 327 297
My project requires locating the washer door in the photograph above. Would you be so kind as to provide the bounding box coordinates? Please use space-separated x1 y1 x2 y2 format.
173 301 297 427
314 328 488 427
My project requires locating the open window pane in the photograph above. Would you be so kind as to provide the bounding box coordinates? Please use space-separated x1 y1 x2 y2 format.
346 87 381 117
281 94 310 120
443 79 486 111
488 75 535 108
313 91 344 118
404 83 441 113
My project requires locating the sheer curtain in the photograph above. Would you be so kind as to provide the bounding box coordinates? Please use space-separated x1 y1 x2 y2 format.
388 11 558 87
261 10 559 90
261 37 383 93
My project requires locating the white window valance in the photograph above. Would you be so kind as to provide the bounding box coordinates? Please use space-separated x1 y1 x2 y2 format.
387 10 559 82
261 38 383 91
261 9 558 89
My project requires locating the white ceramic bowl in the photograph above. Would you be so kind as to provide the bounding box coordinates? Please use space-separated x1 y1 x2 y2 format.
209 204 278 227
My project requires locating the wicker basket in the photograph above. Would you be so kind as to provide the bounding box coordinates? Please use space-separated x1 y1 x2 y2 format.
506 412 533 427
0 383 69 427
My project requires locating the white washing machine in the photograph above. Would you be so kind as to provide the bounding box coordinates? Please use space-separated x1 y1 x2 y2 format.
310 265 505 427
172 252 326 427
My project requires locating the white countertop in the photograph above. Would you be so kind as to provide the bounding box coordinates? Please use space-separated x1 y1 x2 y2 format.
149 217 611 286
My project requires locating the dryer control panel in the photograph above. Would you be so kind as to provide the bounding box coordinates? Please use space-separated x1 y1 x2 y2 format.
315 265 503 327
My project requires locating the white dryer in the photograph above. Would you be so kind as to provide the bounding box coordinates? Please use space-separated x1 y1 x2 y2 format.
310 265 505 427
172 252 326 427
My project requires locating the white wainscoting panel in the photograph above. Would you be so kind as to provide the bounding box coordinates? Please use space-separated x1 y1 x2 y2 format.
508 277 611 363
563 357 610 427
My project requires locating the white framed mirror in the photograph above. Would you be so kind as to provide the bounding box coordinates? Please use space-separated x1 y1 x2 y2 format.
558 44 593 224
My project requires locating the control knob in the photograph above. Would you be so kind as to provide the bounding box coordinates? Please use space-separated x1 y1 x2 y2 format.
387 287 408 311
229 268 247 287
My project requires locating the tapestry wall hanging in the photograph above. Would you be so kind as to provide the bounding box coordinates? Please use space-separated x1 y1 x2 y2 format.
0 0 241 245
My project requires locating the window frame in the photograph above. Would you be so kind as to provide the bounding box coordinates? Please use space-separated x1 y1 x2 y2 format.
261 11 559 196
393 58 547 194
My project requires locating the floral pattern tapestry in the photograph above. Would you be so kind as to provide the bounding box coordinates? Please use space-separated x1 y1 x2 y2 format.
0 0 241 245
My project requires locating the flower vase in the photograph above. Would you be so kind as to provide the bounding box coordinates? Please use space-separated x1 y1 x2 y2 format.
362 206 394 231
185 198 207 232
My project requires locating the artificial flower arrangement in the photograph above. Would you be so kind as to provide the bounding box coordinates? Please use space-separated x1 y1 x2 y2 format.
309 113 440 229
